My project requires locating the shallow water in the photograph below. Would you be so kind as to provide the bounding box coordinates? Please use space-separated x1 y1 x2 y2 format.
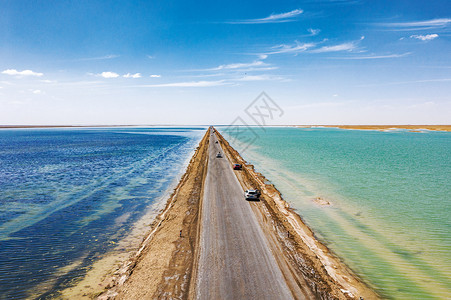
0 127 204 299
221 127 451 299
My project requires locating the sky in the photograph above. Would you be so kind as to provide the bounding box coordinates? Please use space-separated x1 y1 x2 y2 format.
0 0 450 125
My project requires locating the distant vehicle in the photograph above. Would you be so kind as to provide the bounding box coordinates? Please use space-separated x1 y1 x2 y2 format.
245 189 260 200
233 164 242 170
216 152 222 158
215 141 218 144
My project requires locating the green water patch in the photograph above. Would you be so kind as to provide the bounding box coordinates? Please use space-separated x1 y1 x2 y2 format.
312 212 433 299
339 210 451 292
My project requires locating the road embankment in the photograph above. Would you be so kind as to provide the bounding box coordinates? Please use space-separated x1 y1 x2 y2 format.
214 129 379 300
98 128 210 299
97 126 378 300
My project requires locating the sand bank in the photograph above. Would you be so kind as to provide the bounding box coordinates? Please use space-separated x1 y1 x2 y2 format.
215 129 379 299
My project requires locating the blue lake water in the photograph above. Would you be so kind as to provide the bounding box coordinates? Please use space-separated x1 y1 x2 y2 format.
221 126 451 299
0 127 204 299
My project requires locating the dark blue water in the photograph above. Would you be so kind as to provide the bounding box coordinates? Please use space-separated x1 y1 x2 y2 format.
0 127 204 299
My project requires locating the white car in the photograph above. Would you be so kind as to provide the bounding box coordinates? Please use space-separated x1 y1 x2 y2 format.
244 189 260 200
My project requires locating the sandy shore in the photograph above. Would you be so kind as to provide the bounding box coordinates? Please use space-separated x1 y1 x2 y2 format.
298 125 451 132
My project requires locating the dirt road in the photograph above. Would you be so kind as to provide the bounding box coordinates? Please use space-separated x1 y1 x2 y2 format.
194 129 303 300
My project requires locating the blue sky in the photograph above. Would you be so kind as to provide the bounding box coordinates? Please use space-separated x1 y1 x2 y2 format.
0 0 450 125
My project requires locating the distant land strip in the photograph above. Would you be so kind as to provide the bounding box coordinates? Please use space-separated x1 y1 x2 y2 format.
297 125 451 132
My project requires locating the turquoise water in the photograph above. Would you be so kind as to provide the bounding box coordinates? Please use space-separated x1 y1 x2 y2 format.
221 127 451 299
0 127 204 299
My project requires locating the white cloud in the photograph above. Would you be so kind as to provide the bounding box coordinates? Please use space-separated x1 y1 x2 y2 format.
123 73 142 78
309 36 364 53
236 75 284 81
2 69 44 77
138 80 227 87
267 42 316 54
133 74 283 87
356 78 451 87
147 55 155 59
32 90 42 94
329 52 411 59
266 36 364 56
229 9 303 24
393 18 451 27
380 18 451 30
99 71 119 78
94 72 143 79
203 55 273 72
308 28 321 36
212 60 268 70
150 74 161 78
410 34 439 41
310 42 356 53
41 79 57 83
241 66 279 72
77 55 119 61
